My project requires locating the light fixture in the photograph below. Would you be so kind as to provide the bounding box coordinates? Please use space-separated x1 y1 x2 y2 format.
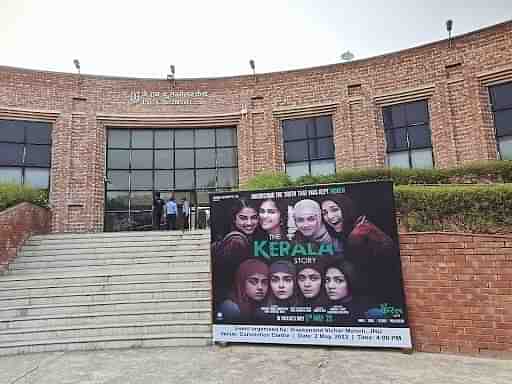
73 59 80 74
446 20 453 48
249 59 255 76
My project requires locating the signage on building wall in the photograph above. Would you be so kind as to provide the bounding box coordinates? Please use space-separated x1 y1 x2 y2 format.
128 90 208 105
210 181 412 348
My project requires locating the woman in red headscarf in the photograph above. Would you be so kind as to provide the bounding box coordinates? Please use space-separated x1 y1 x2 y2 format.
217 259 269 322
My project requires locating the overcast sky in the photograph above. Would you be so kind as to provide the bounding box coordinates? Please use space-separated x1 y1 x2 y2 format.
1 0 511 79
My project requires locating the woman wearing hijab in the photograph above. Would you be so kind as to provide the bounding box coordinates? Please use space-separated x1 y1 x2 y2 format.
296 261 326 309
213 199 259 301
217 259 270 322
266 260 297 308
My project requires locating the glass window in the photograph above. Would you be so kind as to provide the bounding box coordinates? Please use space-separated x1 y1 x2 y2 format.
282 119 308 141
498 136 512 160
175 149 194 169
383 100 433 169
0 143 24 165
309 137 334 160
106 191 129 210
107 171 129 190
195 149 216 168
25 168 50 188
410 149 434 169
216 128 236 147
155 129 172 148
195 129 215 147
130 191 153 210
0 167 22 184
175 130 194 148
489 82 512 160
217 168 237 188
196 169 216 188
175 170 195 189
154 170 174 190
387 151 410 168
131 130 153 148
108 149 130 169
25 122 51 144
494 109 512 137
286 162 309 180
217 148 237 167
282 116 335 177
131 150 153 169
131 170 153 190
311 159 335 176
108 129 130 148
0 120 24 142
24 144 51 167
155 149 173 169
284 140 308 162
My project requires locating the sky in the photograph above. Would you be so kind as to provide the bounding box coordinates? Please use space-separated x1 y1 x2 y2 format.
1 0 511 79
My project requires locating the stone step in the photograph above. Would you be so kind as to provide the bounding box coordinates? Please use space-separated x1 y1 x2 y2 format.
0 320 211 343
10 254 210 271
0 308 211 330
20 243 210 256
0 297 211 318
15 248 210 261
21 239 210 251
30 230 209 241
0 332 211 355
0 287 210 307
0 278 210 299
0 269 210 289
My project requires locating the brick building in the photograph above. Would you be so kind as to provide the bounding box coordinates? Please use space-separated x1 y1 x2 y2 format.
0 21 511 233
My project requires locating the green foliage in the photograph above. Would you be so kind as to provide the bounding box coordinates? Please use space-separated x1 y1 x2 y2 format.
395 184 512 233
0 183 49 212
243 172 292 190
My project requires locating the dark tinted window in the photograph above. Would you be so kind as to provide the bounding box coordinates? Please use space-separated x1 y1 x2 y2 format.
24 145 51 166
0 143 24 165
408 124 432 148
25 122 51 144
385 128 408 151
106 192 129 209
0 120 24 142
490 82 512 109
494 109 512 137
308 116 332 137
285 140 308 162
405 100 429 125
309 137 334 159
282 119 308 141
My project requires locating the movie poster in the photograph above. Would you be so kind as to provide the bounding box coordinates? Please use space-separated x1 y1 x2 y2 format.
210 181 411 348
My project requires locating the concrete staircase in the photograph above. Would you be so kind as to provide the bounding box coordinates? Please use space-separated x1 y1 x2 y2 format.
0 230 212 355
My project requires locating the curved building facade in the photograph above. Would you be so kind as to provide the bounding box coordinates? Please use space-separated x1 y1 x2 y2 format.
1 21 511 232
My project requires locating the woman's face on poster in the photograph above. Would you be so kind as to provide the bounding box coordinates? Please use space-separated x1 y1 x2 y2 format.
235 207 258 235
325 267 349 301
270 272 294 300
321 200 343 233
297 268 322 299
259 200 281 233
245 273 269 301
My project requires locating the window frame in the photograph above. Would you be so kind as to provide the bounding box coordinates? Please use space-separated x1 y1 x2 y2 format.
489 82 512 160
281 115 336 178
382 100 434 169
0 119 52 188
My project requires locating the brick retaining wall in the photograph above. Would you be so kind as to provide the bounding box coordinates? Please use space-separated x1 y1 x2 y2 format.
0 203 51 272
400 232 512 355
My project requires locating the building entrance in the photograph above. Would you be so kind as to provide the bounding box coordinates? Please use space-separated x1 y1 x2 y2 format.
104 127 237 232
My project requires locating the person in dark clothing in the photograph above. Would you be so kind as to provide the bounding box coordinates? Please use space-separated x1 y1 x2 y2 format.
152 192 165 230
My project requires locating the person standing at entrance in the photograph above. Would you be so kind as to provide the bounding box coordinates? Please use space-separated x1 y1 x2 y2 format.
165 196 178 230
152 192 165 230
181 197 190 230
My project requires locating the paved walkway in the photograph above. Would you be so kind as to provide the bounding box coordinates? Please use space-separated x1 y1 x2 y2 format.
1 345 511 384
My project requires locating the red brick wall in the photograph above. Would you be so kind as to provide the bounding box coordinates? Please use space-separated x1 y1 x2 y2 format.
0 21 511 232
400 232 512 355
0 203 51 272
